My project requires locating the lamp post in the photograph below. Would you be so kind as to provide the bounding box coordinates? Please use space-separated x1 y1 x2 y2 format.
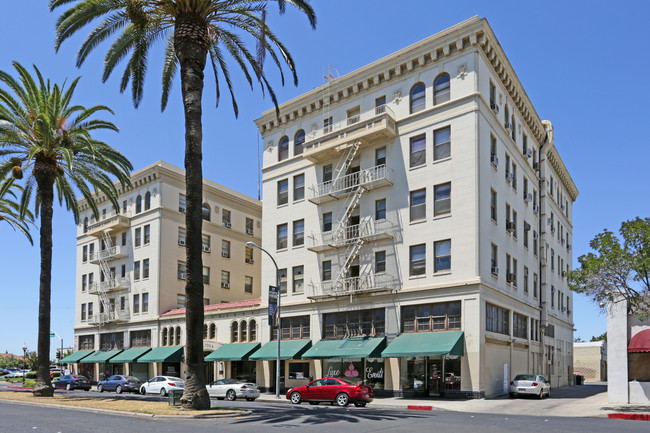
51 331 63 371
246 241 282 399
22 344 27 388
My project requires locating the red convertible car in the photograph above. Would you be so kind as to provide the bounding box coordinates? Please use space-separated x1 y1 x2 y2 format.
286 378 373 407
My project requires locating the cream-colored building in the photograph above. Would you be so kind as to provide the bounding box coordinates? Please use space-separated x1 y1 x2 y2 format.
248 16 577 398
69 161 262 381
573 341 607 382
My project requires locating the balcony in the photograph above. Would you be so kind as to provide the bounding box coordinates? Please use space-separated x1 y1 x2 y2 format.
88 277 130 294
88 245 128 264
309 164 392 204
302 105 397 163
88 309 130 325
86 211 131 237
307 273 397 299
308 219 393 252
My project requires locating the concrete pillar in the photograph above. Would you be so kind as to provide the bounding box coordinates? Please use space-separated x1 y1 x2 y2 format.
607 299 629 403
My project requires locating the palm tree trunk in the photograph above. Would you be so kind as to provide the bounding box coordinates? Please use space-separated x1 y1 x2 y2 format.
175 13 210 410
33 155 55 397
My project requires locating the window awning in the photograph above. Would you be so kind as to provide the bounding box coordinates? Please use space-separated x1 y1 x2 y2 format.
249 339 312 361
628 329 650 353
79 349 124 364
110 347 152 363
302 337 387 359
138 346 184 363
381 331 464 357
205 342 261 362
60 350 94 363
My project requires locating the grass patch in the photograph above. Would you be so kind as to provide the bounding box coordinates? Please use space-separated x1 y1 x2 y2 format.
0 390 245 417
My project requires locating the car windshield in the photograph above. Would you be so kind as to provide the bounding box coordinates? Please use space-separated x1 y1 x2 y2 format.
514 374 537 381
167 377 183 382
124 376 139 381
73 375 88 380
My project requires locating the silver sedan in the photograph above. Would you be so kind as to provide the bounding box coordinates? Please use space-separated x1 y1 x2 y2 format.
206 378 260 401
509 374 550 399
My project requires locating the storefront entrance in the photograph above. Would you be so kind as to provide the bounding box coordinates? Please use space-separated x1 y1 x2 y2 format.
401 356 461 398
231 361 256 382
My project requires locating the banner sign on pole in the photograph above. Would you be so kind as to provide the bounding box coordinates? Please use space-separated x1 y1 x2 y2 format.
268 285 279 327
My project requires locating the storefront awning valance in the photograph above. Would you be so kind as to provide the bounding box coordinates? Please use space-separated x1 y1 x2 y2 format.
80 349 124 364
138 346 184 363
628 329 650 353
110 347 152 363
60 350 94 363
249 339 312 361
205 342 261 361
381 331 464 358
302 337 387 359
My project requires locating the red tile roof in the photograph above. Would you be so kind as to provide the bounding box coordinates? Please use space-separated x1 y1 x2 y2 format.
161 298 262 316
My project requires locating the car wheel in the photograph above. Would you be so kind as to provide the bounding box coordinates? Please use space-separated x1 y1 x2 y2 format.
546 389 551 398
66 384 71 391
160 388 167 397
116 385 122 394
290 391 302 404
140 387 146 395
226 389 236 401
354 402 366 408
336 393 349 407
97 384 103 393
538 389 543 399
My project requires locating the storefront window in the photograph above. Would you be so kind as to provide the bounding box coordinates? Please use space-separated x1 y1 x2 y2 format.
401 357 426 391
288 362 310 380
444 356 461 390
322 358 385 389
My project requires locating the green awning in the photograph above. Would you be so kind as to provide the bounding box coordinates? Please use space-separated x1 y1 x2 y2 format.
205 342 261 362
110 347 152 363
302 337 387 359
80 349 124 363
60 350 94 363
381 331 464 357
138 346 184 363
249 339 312 361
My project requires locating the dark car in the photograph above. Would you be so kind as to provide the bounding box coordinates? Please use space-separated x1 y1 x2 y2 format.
53 374 91 391
97 375 142 394
286 378 373 407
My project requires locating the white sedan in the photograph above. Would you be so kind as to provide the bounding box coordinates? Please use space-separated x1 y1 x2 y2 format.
509 374 550 399
139 376 184 396
206 378 260 401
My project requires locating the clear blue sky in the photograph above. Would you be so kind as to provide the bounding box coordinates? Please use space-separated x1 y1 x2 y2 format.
1 1 648 358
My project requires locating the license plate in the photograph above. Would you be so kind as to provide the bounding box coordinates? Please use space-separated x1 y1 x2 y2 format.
518 388 525 392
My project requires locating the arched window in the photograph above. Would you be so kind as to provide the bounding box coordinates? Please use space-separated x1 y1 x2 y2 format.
240 320 247 342
144 191 151 211
511 114 516 141
162 328 168 346
136 195 142 214
249 319 257 341
175 326 181 345
231 322 239 343
278 136 289 161
410 83 426 114
209 323 216 340
203 324 208 339
294 130 305 156
83 217 88 233
202 202 210 221
433 73 450 105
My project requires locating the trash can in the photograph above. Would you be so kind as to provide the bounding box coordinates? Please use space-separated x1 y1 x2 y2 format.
168 389 182 406
576 375 584 385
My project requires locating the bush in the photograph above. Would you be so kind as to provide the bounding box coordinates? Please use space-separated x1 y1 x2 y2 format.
25 372 37 379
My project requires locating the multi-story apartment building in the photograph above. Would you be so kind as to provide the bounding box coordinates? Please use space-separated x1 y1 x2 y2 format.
69 161 262 381
250 16 578 397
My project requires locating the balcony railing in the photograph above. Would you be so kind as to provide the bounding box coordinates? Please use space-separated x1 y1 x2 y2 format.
88 245 128 263
308 219 393 252
309 164 392 204
89 309 130 325
86 210 131 237
307 272 397 299
88 277 130 294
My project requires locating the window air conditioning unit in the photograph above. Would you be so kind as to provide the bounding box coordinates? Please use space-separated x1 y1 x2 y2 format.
490 155 499 166
533 204 539 214
178 239 186 246
491 267 499 276
551 226 556 233
221 282 230 289
506 172 514 182
246 228 254 235
178 272 186 280
567 244 572 250
202 246 211 253
561 204 566 211
547 217 553 225
506 221 516 232
524 148 532 158
533 232 539 239
524 193 533 202
221 252 230 258
506 273 516 283
490 103 499 114
551 286 556 293
223 222 232 228
533 161 540 171
246 258 254 264
179 206 186 214
504 121 513 132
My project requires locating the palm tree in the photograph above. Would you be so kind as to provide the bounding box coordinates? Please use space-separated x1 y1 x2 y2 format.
0 62 132 397
49 0 316 409
0 176 34 244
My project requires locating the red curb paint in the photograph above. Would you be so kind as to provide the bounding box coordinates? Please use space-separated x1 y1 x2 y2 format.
7 386 34 390
608 413 650 421
407 405 432 411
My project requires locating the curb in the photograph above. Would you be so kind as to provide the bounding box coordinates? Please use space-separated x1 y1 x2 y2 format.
407 405 433 411
608 413 650 421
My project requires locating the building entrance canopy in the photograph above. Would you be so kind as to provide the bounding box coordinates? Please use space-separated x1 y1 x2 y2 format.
302 336 386 359
138 346 184 363
249 339 311 361
205 342 261 361
381 331 464 357
628 329 650 353
110 347 152 363
80 349 124 364
60 350 94 363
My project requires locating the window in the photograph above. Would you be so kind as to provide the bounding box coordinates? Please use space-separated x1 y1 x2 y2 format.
135 227 141 247
82 245 88 262
89 272 94 289
231 322 239 343
347 106 360 125
220 270 229 288
240 321 247 342
83 217 88 233
203 266 210 285
410 82 426 113
177 294 185 309
533 231 538 256
277 223 288 250
491 244 498 274
82 274 87 292
323 164 333 183
245 246 253 263
133 294 140 314
512 258 518 287
490 134 497 165
250 320 257 341
278 136 289 161
293 174 304 201
434 126 451 160
323 116 333 134
523 221 530 248
402 301 460 332
376 95 386 112
292 266 304 293
122 200 127 214
533 273 539 298
486 303 509 335
410 134 426 168
551 286 555 308
221 240 230 258
179 193 186 213
136 195 142 213
434 239 451 272
120 296 126 311
144 224 150 245
375 147 386 166
323 212 332 232
375 199 386 220
88 302 93 319
245 276 253 293
81 304 87 321
142 293 149 313
551 249 555 271
202 234 210 252
245 217 254 235
279 268 287 294
410 244 426 276
294 130 305 155
375 251 386 273
512 163 517 190
209 323 216 339
222 209 231 227
293 219 304 247
512 210 517 239
433 73 450 105
134 261 141 280
524 267 529 293
322 261 332 281
410 189 426 222
144 191 151 211
324 309 384 338
489 81 496 107
434 182 451 216
511 114 516 141
273 315 311 341
277 179 288 205
513 313 528 338
143 258 149 279
490 189 497 221
178 261 187 279
202 202 210 221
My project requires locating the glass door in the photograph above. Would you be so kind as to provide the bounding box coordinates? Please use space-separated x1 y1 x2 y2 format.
427 358 442 397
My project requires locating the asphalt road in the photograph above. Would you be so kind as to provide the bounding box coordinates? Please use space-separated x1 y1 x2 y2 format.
1 394 648 433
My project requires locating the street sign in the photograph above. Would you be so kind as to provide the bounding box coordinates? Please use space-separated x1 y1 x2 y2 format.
49 333 55 338
268 285 278 327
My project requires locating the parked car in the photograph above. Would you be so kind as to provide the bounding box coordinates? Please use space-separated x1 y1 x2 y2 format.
286 378 373 407
97 375 142 394
3 369 31 378
509 374 551 399
139 376 184 396
206 379 260 401
53 374 92 391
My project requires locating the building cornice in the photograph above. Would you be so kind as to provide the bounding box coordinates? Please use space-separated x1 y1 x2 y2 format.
541 121 579 201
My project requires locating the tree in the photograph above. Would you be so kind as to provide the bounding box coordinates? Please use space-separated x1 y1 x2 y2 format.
0 176 34 244
50 0 316 409
0 62 132 397
590 332 607 342
568 217 650 319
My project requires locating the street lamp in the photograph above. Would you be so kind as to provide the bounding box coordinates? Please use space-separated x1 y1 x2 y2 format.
246 241 282 399
51 331 64 371
22 344 27 388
